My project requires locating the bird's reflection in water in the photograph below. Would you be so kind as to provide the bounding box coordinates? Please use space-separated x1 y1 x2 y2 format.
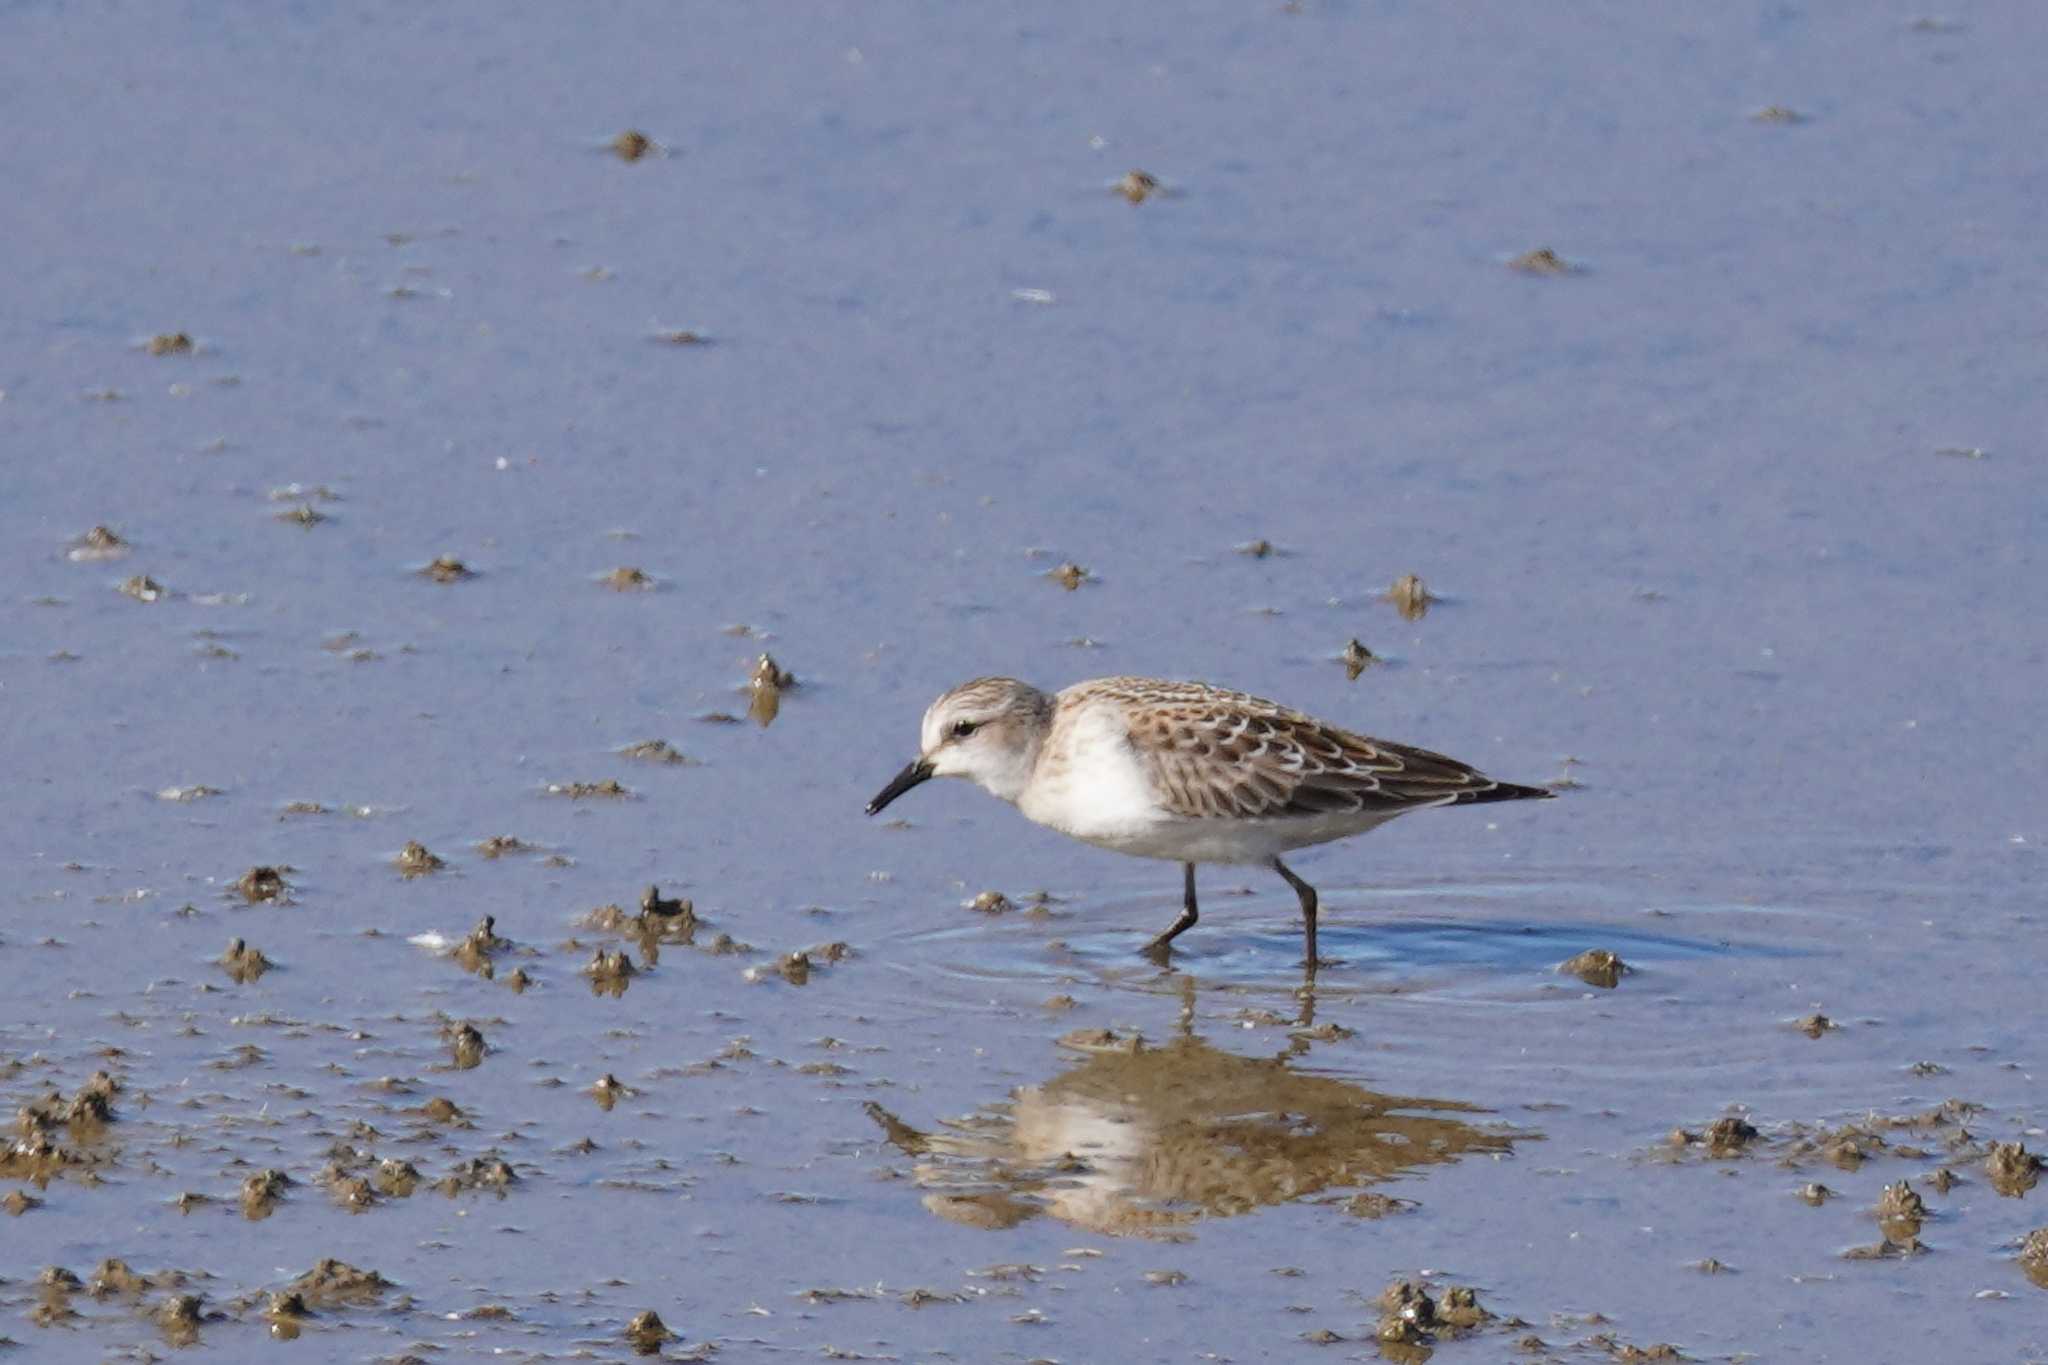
866 982 1525 1236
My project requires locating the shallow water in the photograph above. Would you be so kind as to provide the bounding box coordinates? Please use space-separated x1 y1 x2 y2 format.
5 2 2046 1361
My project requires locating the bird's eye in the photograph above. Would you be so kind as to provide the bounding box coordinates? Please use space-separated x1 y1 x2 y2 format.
950 719 979 739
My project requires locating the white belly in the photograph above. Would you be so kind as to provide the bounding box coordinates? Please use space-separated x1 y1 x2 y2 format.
1015 703 1415 865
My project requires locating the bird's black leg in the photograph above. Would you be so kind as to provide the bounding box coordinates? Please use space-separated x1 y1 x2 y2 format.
1271 857 1320 967
1143 863 1200 959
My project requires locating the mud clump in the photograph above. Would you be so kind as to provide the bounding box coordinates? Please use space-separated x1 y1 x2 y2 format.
4 1188 41 1215
155 1292 208 1346
602 566 655 591
372 1158 421 1197
611 129 655 161
547 777 631 799
1559 948 1628 988
1375 1279 1489 1348
1668 1115 1759 1158
219 937 272 983
453 915 510 977
232 865 290 903
475 834 533 858
1340 638 1376 680
748 652 794 726
1047 560 1091 591
88 1258 155 1298
240 1168 291 1219
147 331 195 355
265 1290 311 1339
436 1155 517 1196
288 1258 390 1309
1798 1182 1835 1206
620 738 688 765
68 524 130 561
421 1096 467 1126
1988 1142 2044 1197
1876 1179 1927 1242
1383 573 1436 620
447 1021 487 1069
1116 169 1159 203
420 554 475 583
641 883 694 922
967 890 1013 915
585 947 638 997
1796 1013 1834 1038
1509 247 1577 275
395 840 446 877
626 1308 676 1353
2020 1227 2048 1289
118 573 166 602
591 1073 632 1111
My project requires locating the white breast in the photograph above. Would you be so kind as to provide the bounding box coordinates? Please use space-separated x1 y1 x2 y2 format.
1017 701 1168 850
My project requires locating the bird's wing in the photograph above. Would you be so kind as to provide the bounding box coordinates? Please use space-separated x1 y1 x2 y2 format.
1124 697 1505 821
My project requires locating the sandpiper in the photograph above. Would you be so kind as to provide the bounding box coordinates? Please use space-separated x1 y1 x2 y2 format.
866 676 1553 964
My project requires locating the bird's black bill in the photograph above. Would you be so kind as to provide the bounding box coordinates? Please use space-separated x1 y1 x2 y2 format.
865 758 934 816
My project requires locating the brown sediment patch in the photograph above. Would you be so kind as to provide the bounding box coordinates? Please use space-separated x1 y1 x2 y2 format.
87 1258 157 1298
219 937 272 983
264 1290 312 1340
118 573 166 602
394 840 446 877
232 865 291 904
147 331 195 355
1987 1141 2043 1197
546 778 632 799
68 525 129 561
1752 105 1807 123
372 1158 421 1197
745 942 852 986
453 915 510 977
601 566 655 591
3 1189 41 1215
1659 1099 1988 1170
625 1308 676 1353
1382 573 1435 620
1375 1279 1491 1351
239 1170 292 1219
1116 169 1159 203
748 652 794 726
619 738 689 764
475 834 534 857
585 947 637 997
419 1096 469 1127
446 1021 487 1069
418 555 474 583
655 327 709 345
1047 561 1091 590
436 1154 518 1196
1340 638 1376 680
287 1258 390 1309
1340 1191 1416 1219
154 1291 209 1346
276 502 326 528
280 800 328 817
1508 247 1578 275
1559 948 1628 989
2018 1227 2048 1290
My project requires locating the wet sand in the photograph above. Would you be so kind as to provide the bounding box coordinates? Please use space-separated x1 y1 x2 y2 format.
4 4 2046 1360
